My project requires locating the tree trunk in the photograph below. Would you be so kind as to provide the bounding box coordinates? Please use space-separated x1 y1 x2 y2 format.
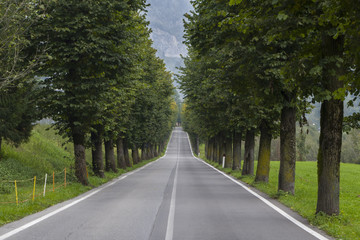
141 144 146 161
132 145 139 164
210 138 215 161
154 144 159 157
225 133 233 168
205 140 208 159
196 135 200 156
242 129 255 176
217 133 225 165
116 137 126 169
73 132 88 185
105 139 117 172
149 144 154 159
278 106 296 194
123 139 131 167
132 147 137 165
316 99 343 215
255 120 272 182
232 131 242 170
215 135 220 163
316 34 344 215
91 131 105 178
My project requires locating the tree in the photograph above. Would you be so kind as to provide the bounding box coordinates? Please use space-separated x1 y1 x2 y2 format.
32 0 146 185
0 81 39 152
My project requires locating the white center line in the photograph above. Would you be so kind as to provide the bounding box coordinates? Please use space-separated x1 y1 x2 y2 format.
165 133 180 240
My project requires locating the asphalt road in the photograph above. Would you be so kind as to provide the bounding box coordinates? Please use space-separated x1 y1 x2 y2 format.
0 127 330 240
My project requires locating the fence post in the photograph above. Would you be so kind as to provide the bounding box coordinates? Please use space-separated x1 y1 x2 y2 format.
53 172 55 192
43 174 48 197
32 176 36 202
64 168 66 188
15 180 18 206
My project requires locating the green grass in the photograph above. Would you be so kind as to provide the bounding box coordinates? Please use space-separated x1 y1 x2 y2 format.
0 125 164 227
198 144 360 240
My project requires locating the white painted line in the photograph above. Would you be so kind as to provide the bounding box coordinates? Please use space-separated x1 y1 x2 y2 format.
185 133 328 240
0 131 176 240
165 132 180 240
165 160 179 240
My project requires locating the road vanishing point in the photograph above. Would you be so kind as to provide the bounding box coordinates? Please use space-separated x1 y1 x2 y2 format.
0 127 331 240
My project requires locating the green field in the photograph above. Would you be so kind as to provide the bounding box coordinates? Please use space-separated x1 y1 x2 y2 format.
198 145 360 240
0 125 162 226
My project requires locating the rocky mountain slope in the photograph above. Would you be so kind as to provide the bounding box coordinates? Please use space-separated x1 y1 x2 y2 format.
146 0 192 74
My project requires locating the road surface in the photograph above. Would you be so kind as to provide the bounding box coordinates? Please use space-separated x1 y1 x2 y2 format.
0 128 330 240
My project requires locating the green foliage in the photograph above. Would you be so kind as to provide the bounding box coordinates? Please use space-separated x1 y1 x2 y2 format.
0 82 40 150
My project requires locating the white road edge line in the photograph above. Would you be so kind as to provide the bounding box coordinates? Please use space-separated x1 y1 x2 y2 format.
185 133 328 240
0 131 175 240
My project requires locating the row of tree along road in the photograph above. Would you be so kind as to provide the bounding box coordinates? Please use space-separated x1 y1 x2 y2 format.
178 0 360 216
0 1 177 185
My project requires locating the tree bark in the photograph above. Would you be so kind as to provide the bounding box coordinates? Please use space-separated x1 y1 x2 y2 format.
205 140 208 159
196 135 200 155
242 129 255 176
215 135 220 163
132 145 139 164
278 106 296 194
141 144 146 161
225 133 233 168
217 133 225 165
316 99 343 215
123 139 131 167
149 144 155 159
316 34 344 215
232 131 242 170
154 144 159 157
116 137 126 169
255 120 272 182
210 138 215 161
91 131 105 178
73 132 88 185
105 139 117 172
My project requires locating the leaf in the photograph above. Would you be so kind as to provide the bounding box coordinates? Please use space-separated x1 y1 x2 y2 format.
229 0 242 6
277 12 288 21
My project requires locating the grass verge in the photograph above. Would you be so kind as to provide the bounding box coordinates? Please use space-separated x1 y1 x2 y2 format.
198 144 360 240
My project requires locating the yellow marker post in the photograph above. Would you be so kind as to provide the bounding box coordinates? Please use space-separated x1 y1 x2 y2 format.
15 180 18 206
32 176 36 202
53 172 55 192
64 168 66 188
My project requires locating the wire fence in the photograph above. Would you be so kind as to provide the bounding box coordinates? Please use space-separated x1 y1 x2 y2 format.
0 168 69 205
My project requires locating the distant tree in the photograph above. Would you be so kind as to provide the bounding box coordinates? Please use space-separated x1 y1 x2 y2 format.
0 81 39 153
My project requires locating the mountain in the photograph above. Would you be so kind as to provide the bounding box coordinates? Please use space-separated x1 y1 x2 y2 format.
145 0 192 74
